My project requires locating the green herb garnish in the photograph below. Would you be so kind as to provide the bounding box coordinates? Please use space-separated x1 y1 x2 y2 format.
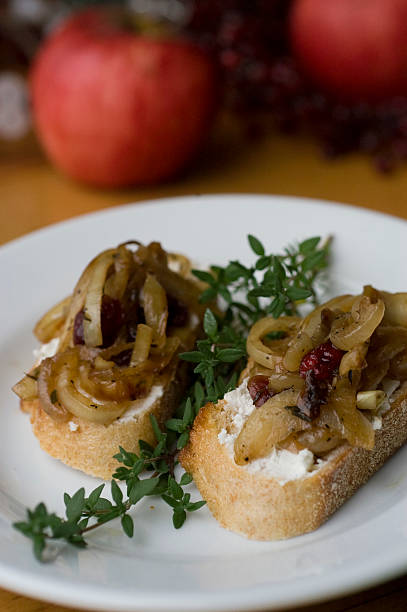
13 414 204 561
193 234 330 326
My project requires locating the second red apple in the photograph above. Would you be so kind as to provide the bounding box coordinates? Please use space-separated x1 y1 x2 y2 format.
289 0 407 102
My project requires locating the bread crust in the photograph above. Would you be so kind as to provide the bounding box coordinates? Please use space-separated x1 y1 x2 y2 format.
180 382 407 540
21 362 186 480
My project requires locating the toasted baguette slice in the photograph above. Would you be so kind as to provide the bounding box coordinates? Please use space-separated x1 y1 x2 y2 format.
15 241 204 480
180 381 407 540
21 359 187 480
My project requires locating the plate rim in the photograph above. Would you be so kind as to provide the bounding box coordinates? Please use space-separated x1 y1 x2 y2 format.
2 193 407 612
2 192 406 253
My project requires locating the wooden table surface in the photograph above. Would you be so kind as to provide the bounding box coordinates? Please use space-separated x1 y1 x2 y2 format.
1 120 407 611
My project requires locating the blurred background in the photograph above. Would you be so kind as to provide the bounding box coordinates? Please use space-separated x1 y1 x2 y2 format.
0 0 407 242
4 0 407 166
1 0 407 234
2 3 407 611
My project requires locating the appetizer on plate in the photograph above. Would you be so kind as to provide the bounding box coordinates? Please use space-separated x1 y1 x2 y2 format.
180 287 407 539
13 241 203 479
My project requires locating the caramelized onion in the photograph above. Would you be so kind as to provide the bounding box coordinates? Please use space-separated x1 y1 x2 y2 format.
141 274 168 347
78 362 131 402
12 373 39 401
149 336 180 371
247 316 301 370
381 291 407 326
369 326 407 363
314 404 344 435
283 331 313 372
56 367 130 424
20 240 203 428
38 347 157 425
130 324 153 366
99 342 133 362
57 250 115 351
83 251 117 347
93 355 115 371
361 360 390 390
267 372 304 392
339 342 369 376
326 377 374 449
234 389 308 465
301 295 355 341
104 245 132 301
167 252 192 278
389 349 407 381
34 296 71 344
37 357 70 422
330 296 385 351
296 427 342 455
238 287 404 457
135 242 205 315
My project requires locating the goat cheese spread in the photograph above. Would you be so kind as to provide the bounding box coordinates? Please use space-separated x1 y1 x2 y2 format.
33 337 60 363
218 380 320 485
118 385 164 423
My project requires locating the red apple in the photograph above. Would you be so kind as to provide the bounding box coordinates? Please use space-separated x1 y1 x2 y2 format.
30 9 218 187
289 0 407 102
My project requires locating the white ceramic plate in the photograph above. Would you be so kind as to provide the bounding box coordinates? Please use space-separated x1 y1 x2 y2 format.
1 194 407 612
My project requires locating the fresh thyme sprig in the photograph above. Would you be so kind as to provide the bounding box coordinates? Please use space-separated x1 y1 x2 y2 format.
13 414 203 561
193 235 330 328
179 308 245 406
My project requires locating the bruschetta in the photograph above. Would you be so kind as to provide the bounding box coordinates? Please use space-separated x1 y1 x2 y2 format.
180 287 407 539
13 241 203 479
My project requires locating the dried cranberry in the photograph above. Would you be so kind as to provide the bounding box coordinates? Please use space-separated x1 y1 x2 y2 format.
167 296 189 328
299 341 344 381
73 297 123 347
123 287 144 342
73 309 85 345
110 349 132 367
248 375 274 407
296 370 328 421
101 295 123 347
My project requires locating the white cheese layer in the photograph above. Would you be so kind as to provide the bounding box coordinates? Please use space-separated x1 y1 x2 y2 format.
246 448 315 481
33 337 60 363
118 385 164 422
218 380 319 485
